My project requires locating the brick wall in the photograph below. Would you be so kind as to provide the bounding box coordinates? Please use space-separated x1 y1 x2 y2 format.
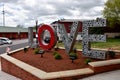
1 57 41 80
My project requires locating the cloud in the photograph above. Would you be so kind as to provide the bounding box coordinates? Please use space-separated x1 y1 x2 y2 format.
0 0 18 3
0 0 107 27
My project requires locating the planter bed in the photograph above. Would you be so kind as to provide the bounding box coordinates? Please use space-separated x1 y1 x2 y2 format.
1 47 120 80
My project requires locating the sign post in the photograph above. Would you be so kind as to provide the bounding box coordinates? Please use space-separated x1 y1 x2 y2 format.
28 27 33 47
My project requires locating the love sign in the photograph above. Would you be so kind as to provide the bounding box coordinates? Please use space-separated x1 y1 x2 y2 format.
38 18 106 59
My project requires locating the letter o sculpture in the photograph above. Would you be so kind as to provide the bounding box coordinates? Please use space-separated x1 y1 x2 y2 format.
38 24 57 50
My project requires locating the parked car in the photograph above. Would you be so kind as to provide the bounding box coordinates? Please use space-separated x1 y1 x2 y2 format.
44 37 50 43
0 39 4 45
0 37 12 44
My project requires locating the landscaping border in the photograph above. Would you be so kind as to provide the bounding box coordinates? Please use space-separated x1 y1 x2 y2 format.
0 47 120 80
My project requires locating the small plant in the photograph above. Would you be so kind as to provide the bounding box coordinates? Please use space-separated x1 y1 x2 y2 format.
69 52 77 59
54 53 62 60
108 51 115 58
69 52 77 63
85 58 92 64
24 47 28 53
34 48 39 54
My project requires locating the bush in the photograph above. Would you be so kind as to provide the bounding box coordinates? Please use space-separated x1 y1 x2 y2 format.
108 51 115 58
54 53 62 60
69 52 77 59
24 47 28 53
34 48 39 54
85 58 92 64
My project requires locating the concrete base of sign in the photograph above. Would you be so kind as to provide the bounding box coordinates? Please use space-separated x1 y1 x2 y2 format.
1 48 120 80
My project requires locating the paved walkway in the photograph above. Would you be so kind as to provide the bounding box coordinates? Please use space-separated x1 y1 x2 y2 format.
0 60 21 80
80 70 120 80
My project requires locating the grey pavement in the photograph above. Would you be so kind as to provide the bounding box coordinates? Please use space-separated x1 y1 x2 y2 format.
80 70 120 80
0 39 29 54
0 60 21 80
0 39 28 48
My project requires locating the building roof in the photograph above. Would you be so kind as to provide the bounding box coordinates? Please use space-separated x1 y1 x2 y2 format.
51 19 85 24
58 19 85 22
0 26 35 33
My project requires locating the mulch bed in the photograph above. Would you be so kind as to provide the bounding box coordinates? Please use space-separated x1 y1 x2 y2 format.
10 48 120 72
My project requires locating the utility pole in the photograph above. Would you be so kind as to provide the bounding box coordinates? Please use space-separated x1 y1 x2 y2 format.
2 4 5 27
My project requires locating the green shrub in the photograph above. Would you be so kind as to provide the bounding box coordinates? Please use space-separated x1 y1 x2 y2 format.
24 47 28 53
85 58 92 64
69 52 77 59
34 48 39 54
54 53 62 59
108 51 115 58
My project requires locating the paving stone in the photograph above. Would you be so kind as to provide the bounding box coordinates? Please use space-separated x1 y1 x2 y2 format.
80 70 120 80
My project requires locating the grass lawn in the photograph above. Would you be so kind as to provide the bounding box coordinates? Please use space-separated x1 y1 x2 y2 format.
58 38 120 51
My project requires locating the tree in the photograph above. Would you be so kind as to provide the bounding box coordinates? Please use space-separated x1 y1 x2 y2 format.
103 0 120 27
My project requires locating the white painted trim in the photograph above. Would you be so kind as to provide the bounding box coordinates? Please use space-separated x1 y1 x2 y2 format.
89 59 120 67
5 46 29 54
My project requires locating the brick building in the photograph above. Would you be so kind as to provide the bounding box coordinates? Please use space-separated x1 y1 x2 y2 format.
0 26 35 39
51 19 120 39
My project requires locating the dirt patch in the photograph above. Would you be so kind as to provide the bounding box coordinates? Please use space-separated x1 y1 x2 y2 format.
10 48 120 72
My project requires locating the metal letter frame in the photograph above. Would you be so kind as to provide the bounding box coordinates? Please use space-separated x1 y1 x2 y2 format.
82 18 106 59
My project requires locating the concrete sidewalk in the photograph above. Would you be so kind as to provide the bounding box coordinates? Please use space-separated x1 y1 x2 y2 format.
0 71 21 80
0 61 21 80
80 70 120 80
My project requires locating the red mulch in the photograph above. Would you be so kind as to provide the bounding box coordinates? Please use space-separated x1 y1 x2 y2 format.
10 48 120 72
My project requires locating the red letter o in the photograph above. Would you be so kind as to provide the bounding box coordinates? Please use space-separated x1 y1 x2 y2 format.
38 24 57 50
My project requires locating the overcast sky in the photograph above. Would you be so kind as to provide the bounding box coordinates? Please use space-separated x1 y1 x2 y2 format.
0 0 107 27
